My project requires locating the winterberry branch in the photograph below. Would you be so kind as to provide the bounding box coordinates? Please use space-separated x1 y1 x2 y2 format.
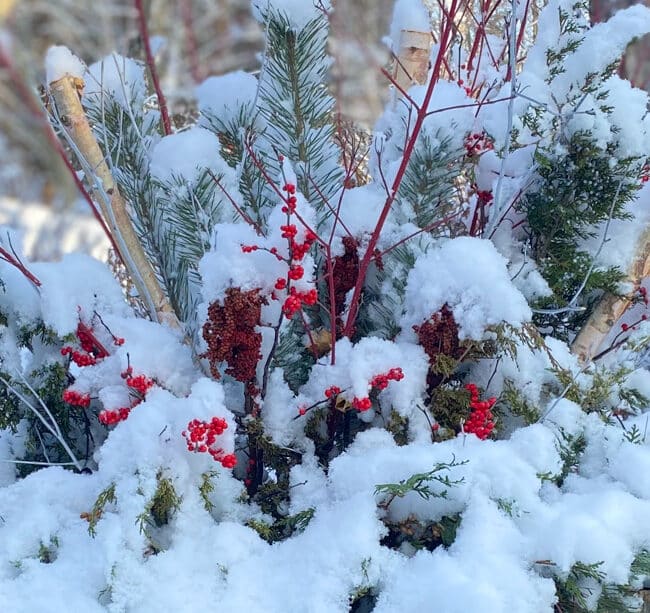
134 0 172 135
343 2 461 338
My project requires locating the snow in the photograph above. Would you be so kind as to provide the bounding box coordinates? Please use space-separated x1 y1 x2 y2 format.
149 127 224 185
401 237 532 340
44 45 85 84
389 0 430 51
32 254 128 336
7 0 650 610
196 71 259 123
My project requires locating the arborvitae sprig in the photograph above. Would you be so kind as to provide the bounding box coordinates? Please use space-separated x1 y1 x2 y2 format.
522 132 638 336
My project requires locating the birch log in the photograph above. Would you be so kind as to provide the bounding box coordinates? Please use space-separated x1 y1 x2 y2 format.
571 226 650 362
393 29 433 94
48 74 180 328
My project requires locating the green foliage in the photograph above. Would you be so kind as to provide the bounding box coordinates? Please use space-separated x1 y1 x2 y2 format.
553 556 648 613
399 131 463 230
0 370 22 431
37 536 59 564
522 133 637 336
246 507 315 544
375 457 467 510
555 561 607 611
501 381 540 425
255 6 342 218
427 385 474 434
386 410 409 446
148 474 182 527
554 427 587 487
623 424 645 445
88 483 117 537
199 470 219 513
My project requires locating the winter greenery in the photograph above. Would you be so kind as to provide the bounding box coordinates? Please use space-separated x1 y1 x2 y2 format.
2 0 650 611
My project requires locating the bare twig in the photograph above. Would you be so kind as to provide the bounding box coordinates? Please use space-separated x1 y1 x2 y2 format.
134 0 172 135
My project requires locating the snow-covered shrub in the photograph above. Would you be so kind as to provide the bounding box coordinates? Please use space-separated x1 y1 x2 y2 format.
3 0 650 611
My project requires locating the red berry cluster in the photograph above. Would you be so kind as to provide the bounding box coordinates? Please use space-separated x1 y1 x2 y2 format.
62 389 91 407
98 370 155 426
61 321 119 406
352 397 372 411
182 417 237 468
239 182 319 320
61 346 97 367
464 132 494 157
98 407 131 425
202 288 265 383
61 322 113 368
324 385 341 399
351 367 405 412
281 182 298 213
370 367 404 390
640 286 648 306
331 237 359 328
282 287 318 317
126 374 154 397
75 322 110 358
463 383 496 440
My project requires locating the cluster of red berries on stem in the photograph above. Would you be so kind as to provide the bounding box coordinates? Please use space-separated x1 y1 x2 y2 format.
240 182 319 319
62 320 125 408
464 132 494 157
463 383 496 440
324 385 341 399
97 368 155 426
60 321 119 368
62 389 91 408
182 417 237 468
351 367 405 412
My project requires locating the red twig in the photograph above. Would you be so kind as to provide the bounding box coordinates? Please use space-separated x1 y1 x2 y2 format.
207 170 264 236
424 93 514 117
0 45 122 259
0 245 41 287
180 0 202 84
381 210 464 256
342 0 460 338
134 0 172 136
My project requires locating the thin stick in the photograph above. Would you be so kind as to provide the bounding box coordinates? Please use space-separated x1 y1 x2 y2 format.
48 73 179 328
134 0 172 135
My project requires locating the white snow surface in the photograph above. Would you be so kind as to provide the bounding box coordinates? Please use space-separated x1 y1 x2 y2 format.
45 45 85 84
196 71 259 123
8 0 650 611
401 237 532 340
149 127 223 185
389 0 430 51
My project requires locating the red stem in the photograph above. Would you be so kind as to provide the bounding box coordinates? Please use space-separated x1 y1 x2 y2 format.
0 46 122 259
180 0 202 84
342 0 460 338
0 246 41 287
134 0 172 136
